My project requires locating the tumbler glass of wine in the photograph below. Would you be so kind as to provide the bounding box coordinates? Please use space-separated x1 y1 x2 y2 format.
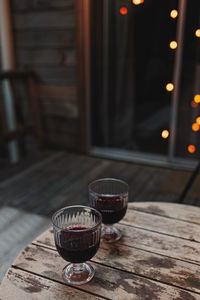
89 178 128 243
52 205 102 285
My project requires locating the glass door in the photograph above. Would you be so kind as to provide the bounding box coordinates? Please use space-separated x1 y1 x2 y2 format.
89 0 200 168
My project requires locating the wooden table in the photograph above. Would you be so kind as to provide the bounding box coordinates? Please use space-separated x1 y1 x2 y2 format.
1 202 200 299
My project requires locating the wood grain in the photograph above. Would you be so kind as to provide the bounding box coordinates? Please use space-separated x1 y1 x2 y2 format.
34 67 77 85
38 84 77 100
13 11 75 30
41 98 78 118
13 244 200 300
129 202 200 224
17 49 76 67
12 0 75 11
14 29 75 48
11 0 78 151
2 202 200 299
0 268 103 300
15 242 200 295
122 207 200 242
34 223 200 264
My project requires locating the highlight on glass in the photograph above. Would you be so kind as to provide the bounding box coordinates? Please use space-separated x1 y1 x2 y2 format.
52 205 102 285
89 178 128 243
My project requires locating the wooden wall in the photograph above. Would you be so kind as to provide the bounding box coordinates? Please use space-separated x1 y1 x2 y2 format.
10 0 80 151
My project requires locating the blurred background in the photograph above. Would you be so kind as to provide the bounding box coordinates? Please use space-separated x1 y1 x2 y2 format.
0 0 200 168
0 0 200 282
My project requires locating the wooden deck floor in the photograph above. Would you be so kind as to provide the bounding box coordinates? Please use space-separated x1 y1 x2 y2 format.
0 150 199 281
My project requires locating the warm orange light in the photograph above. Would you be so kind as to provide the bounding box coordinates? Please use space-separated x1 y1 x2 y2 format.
192 123 199 132
196 117 200 125
120 7 128 15
188 145 196 153
170 9 178 19
169 41 177 49
132 0 144 5
161 130 169 139
195 29 200 38
194 94 200 103
166 83 174 92
191 101 198 108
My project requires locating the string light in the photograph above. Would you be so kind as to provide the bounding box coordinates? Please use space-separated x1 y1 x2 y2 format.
196 117 200 125
161 130 169 139
188 145 196 153
169 41 178 49
132 0 144 5
194 94 200 103
195 29 200 38
191 101 198 108
192 123 199 132
120 7 128 15
170 9 178 19
166 83 174 92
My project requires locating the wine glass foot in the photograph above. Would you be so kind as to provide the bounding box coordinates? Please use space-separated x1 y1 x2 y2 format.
101 225 121 243
62 263 95 285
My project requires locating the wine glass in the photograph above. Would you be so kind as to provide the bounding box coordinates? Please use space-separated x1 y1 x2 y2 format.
52 205 102 285
89 178 128 243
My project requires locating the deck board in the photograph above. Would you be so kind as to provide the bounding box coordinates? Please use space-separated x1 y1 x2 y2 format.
0 150 199 282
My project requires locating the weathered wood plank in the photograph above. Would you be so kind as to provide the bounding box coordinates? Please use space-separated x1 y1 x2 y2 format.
129 202 200 224
13 11 75 30
12 0 75 11
32 67 77 84
44 117 79 135
0 154 101 214
38 84 77 99
0 268 103 300
45 115 78 130
14 29 75 48
16 49 76 67
132 168 190 203
41 98 78 118
47 132 79 150
13 244 200 299
122 205 200 242
34 225 200 264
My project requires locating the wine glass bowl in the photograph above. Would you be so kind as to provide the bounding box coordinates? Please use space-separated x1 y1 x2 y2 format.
52 205 102 285
89 178 128 243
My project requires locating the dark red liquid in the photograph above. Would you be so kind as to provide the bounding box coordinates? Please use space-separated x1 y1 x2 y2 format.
55 226 100 263
94 196 127 224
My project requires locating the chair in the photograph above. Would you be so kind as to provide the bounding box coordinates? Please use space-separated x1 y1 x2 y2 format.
0 70 45 162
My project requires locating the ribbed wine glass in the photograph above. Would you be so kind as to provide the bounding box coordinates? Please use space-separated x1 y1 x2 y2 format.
89 178 128 243
52 205 102 285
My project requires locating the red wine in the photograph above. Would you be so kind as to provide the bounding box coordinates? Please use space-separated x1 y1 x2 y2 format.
94 196 127 224
55 226 100 263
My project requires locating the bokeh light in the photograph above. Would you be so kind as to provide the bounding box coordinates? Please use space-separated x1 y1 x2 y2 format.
196 117 200 125
161 130 169 139
191 101 198 108
194 94 200 103
188 145 196 153
132 0 144 5
166 83 174 92
169 41 178 49
192 123 199 132
170 9 178 19
195 29 200 38
120 7 128 15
